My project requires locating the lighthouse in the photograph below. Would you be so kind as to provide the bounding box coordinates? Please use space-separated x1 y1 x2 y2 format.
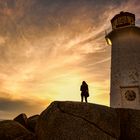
105 11 140 109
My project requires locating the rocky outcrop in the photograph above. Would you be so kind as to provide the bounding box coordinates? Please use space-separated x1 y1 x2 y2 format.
27 115 39 133
0 120 36 140
36 101 120 140
14 113 39 133
1 101 140 140
36 101 140 140
14 113 28 128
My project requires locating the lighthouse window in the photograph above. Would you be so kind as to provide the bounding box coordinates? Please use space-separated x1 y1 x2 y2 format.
125 90 136 101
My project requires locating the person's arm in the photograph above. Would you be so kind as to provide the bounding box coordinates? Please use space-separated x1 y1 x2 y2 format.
87 85 89 92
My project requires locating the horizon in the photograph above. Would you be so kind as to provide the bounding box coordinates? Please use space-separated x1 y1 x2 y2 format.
0 0 140 119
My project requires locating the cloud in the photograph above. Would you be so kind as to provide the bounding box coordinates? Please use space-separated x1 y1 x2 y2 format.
0 97 38 112
0 94 50 119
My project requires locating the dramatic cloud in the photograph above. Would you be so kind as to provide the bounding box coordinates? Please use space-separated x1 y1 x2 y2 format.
0 92 50 119
0 0 140 119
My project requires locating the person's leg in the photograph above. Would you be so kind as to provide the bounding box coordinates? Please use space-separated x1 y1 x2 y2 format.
81 95 83 102
85 96 88 103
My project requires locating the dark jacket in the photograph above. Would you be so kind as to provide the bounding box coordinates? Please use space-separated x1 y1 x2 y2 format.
80 83 89 97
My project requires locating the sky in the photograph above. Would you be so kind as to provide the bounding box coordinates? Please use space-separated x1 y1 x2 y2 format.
0 0 140 119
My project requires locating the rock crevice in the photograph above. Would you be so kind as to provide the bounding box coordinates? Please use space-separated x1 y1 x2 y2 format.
57 102 117 139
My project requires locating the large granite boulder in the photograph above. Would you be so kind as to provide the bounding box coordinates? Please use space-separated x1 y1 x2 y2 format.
27 115 39 133
14 113 28 128
0 120 36 140
36 101 120 140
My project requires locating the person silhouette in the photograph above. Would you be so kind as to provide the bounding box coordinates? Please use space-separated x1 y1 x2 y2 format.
80 81 89 103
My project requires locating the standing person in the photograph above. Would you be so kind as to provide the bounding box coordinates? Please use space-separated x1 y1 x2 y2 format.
80 81 89 103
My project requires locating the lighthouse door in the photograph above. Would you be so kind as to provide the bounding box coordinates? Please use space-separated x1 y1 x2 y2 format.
120 86 140 109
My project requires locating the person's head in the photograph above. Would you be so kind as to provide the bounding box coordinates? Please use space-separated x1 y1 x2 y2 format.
82 81 86 85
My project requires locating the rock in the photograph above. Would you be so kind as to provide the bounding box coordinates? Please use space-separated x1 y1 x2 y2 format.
15 133 36 140
117 108 140 140
36 101 120 140
0 120 36 140
27 115 39 133
14 113 28 128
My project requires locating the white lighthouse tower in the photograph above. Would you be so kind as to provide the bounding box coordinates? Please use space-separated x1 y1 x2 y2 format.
105 11 140 109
